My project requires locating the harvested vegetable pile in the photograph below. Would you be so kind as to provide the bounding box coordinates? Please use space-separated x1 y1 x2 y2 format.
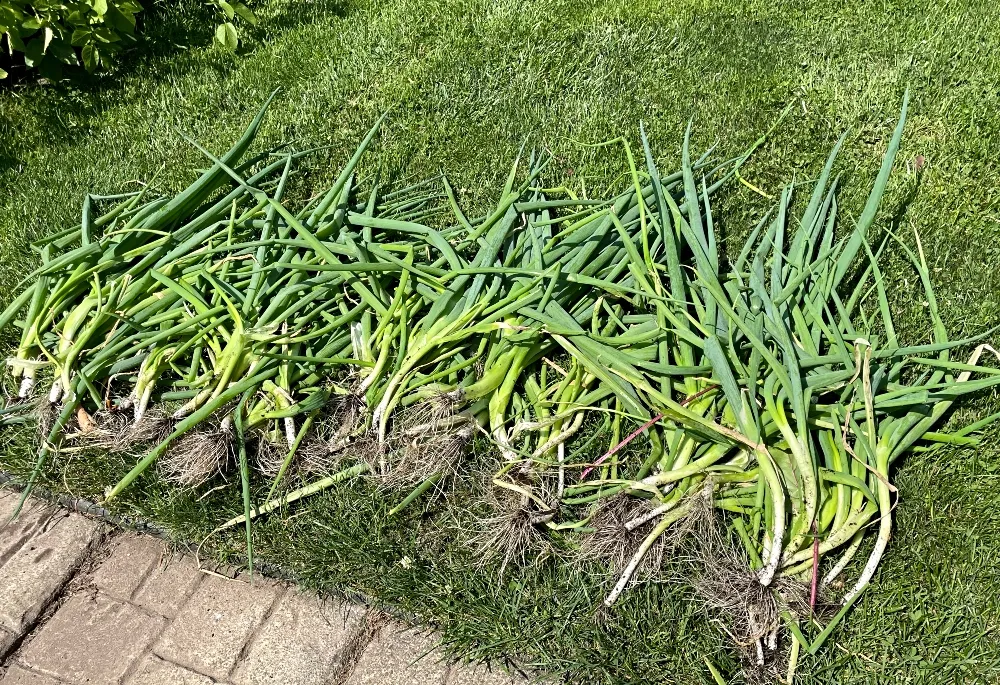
3 91 998 680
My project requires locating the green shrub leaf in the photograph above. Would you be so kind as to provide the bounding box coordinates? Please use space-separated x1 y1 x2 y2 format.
233 2 257 25
22 35 42 66
215 21 238 51
37 54 62 79
92 0 109 16
217 0 235 20
7 29 25 52
105 4 136 32
48 36 79 65
0 5 22 24
92 25 120 43
70 28 90 46
81 42 98 71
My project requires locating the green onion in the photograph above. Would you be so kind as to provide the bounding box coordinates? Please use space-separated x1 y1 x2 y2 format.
2 89 995 681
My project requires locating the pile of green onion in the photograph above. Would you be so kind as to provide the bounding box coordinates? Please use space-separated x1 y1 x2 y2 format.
3 91 997 678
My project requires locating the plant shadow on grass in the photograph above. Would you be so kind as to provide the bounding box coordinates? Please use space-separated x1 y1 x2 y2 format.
0 152 19 175
262 0 353 35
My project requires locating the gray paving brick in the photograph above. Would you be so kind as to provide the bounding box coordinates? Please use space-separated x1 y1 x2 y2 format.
19 592 164 684
153 574 281 681
234 590 365 685
345 624 450 685
125 654 214 685
92 534 161 601
0 627 15 658
134 552 203 618
0 494 52 571
0 665 63 685
0 513 99 636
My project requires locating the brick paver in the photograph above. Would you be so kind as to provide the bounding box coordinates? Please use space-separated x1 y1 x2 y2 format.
92 534 161 601
19 593 165 683
345 623 451 685
0 627 15 658
0 666 62 685
133 552 203 618
0 495 51 568
154 574 281 681
234 590 365 685
125 654 215 685
0 512 99 638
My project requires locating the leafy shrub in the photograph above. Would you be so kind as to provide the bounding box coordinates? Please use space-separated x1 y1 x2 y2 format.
0 0 141 78
0 0 256 79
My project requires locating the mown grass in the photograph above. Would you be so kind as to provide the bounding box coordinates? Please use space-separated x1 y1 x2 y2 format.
2 0 1000 682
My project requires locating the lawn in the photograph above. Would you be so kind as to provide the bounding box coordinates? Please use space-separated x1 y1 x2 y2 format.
3 0 1000 682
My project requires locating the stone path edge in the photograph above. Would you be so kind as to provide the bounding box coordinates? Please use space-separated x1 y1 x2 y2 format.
0 472 178 553
0 472 532 680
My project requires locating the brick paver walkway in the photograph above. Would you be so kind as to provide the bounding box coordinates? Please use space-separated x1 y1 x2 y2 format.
0 491 532 685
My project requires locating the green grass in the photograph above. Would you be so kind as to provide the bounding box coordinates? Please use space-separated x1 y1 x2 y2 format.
3 0 1000 682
